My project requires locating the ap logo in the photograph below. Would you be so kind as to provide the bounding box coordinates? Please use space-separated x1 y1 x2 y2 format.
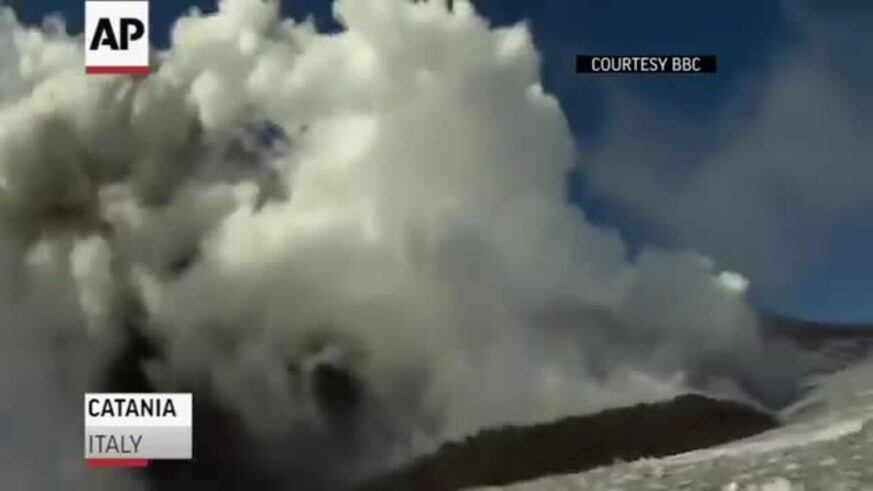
85 1 150 74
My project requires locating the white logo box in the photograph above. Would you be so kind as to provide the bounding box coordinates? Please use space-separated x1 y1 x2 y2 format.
85 0 150 73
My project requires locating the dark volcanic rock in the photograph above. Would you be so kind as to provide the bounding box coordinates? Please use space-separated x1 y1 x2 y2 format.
361 394 778 491
311 361 364 432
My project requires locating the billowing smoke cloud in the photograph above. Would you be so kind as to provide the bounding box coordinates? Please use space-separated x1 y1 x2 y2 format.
0 1 805 488
585 4 873 291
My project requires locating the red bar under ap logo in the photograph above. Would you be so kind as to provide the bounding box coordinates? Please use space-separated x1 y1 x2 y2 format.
86 66 151 75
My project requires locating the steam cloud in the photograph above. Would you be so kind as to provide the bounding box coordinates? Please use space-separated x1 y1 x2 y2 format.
0 1 805 488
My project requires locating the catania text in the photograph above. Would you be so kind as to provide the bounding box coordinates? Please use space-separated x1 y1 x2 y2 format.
88 397 178 417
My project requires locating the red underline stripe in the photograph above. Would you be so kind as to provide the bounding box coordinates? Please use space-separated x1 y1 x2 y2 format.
86 458 150 468
86 66 151 75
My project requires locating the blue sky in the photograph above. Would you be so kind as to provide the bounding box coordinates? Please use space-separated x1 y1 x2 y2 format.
7 0 872 322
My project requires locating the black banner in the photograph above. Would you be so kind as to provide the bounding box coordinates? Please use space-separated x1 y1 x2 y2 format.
576 55 717 74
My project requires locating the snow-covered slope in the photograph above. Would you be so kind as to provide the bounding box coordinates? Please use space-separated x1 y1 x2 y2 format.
472 356 873 491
